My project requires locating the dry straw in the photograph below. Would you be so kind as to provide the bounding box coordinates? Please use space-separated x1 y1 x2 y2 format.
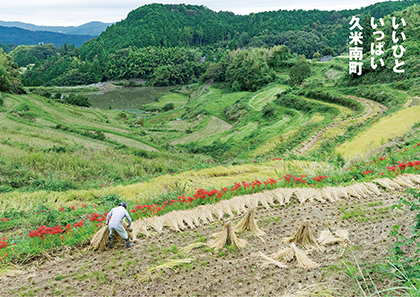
145 216 164 233
334 229 351 246
137 258 193 282
394 175 416 188
317 229 342 246
363 182 382 196
251 251 288 268
208 204 224 220
131 219 149 238
291 243 319 269
272 246 295 263
90 221 133 251
178 242 207 254
229 196 248 214
345 185 362 199
178 210 196 229
163 212 181 232
257 193 272 209
209 221 247 250
197 205 215 224
373 178 402 191
294 189 309 204
282 221 318 250
233 208 265 236
320 187 334 202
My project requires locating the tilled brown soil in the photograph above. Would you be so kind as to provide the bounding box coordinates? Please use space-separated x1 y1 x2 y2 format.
0 190 415 297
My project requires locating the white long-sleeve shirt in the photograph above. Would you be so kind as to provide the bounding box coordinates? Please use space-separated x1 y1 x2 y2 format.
106 206 132 229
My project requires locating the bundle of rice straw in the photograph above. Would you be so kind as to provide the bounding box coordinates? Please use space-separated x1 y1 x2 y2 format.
283 188 294 204
173 211 187 230
209 221 247 250
345 185 362 199
251 251 288 268
291 243 319 268
218 200 234 216
257 193 271 210
131 219 149 238
308 188 325 203
229 196 248 214
334 229 351 246
197 204 215 224
233 208 265 236
243 194 259 209
145 216 164 233
336 186 349 199
317 229 342 246
294 189 308 204
358 183 375 196
90 221 133 251
208 204 224 220
163 212 180 232
272 246 295 262
271 188 287 205
405 174 420 184
178 210 196 229
321 187 335 203
394 175 416 188
262 191 275 206
373 178 402 191
189 208 201 227
282 221 318 249
363 182 382 196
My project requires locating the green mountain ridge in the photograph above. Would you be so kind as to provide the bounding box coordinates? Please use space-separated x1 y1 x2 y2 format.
0 20 112 36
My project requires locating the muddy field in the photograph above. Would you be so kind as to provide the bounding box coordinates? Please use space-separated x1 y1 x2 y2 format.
0 190 416 297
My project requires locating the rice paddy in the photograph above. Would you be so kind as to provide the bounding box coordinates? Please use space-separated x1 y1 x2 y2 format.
336 105 420 159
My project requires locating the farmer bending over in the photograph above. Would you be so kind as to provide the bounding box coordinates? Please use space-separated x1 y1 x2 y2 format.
106 202 134 248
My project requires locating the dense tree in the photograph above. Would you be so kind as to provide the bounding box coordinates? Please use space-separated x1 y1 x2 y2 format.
289 57 311 85
0 49 24 93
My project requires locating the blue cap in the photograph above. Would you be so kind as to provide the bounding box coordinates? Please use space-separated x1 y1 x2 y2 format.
119 202 127 208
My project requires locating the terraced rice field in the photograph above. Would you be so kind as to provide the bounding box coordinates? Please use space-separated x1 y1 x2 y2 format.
221 122 258 142
170 116 232 145
336 104 420 159
248 85 286 111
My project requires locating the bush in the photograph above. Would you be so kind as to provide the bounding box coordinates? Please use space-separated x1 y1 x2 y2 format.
64 94 91 107
262 103 276 118
162 103 175 111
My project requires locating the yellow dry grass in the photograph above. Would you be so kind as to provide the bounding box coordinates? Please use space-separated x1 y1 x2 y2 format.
336 105 420 159
309 102 384 152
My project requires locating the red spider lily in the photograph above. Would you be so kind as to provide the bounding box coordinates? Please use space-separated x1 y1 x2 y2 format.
312 175 328 182
362 170 372 175
0 238 8 249
398 163 407 170
1 218 9 222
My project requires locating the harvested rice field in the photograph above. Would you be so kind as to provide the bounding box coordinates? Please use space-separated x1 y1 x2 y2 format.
1 179 418 297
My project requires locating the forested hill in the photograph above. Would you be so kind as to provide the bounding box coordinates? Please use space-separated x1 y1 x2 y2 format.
85 1 420 56
0 26 95 47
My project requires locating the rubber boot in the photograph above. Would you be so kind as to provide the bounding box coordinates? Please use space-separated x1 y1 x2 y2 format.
109 235 114 248
124 237 133 248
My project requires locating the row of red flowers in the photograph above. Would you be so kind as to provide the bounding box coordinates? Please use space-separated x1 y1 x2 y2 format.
28 219 85 241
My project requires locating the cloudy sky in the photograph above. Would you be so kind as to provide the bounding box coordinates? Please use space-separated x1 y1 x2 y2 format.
1 0 392 26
